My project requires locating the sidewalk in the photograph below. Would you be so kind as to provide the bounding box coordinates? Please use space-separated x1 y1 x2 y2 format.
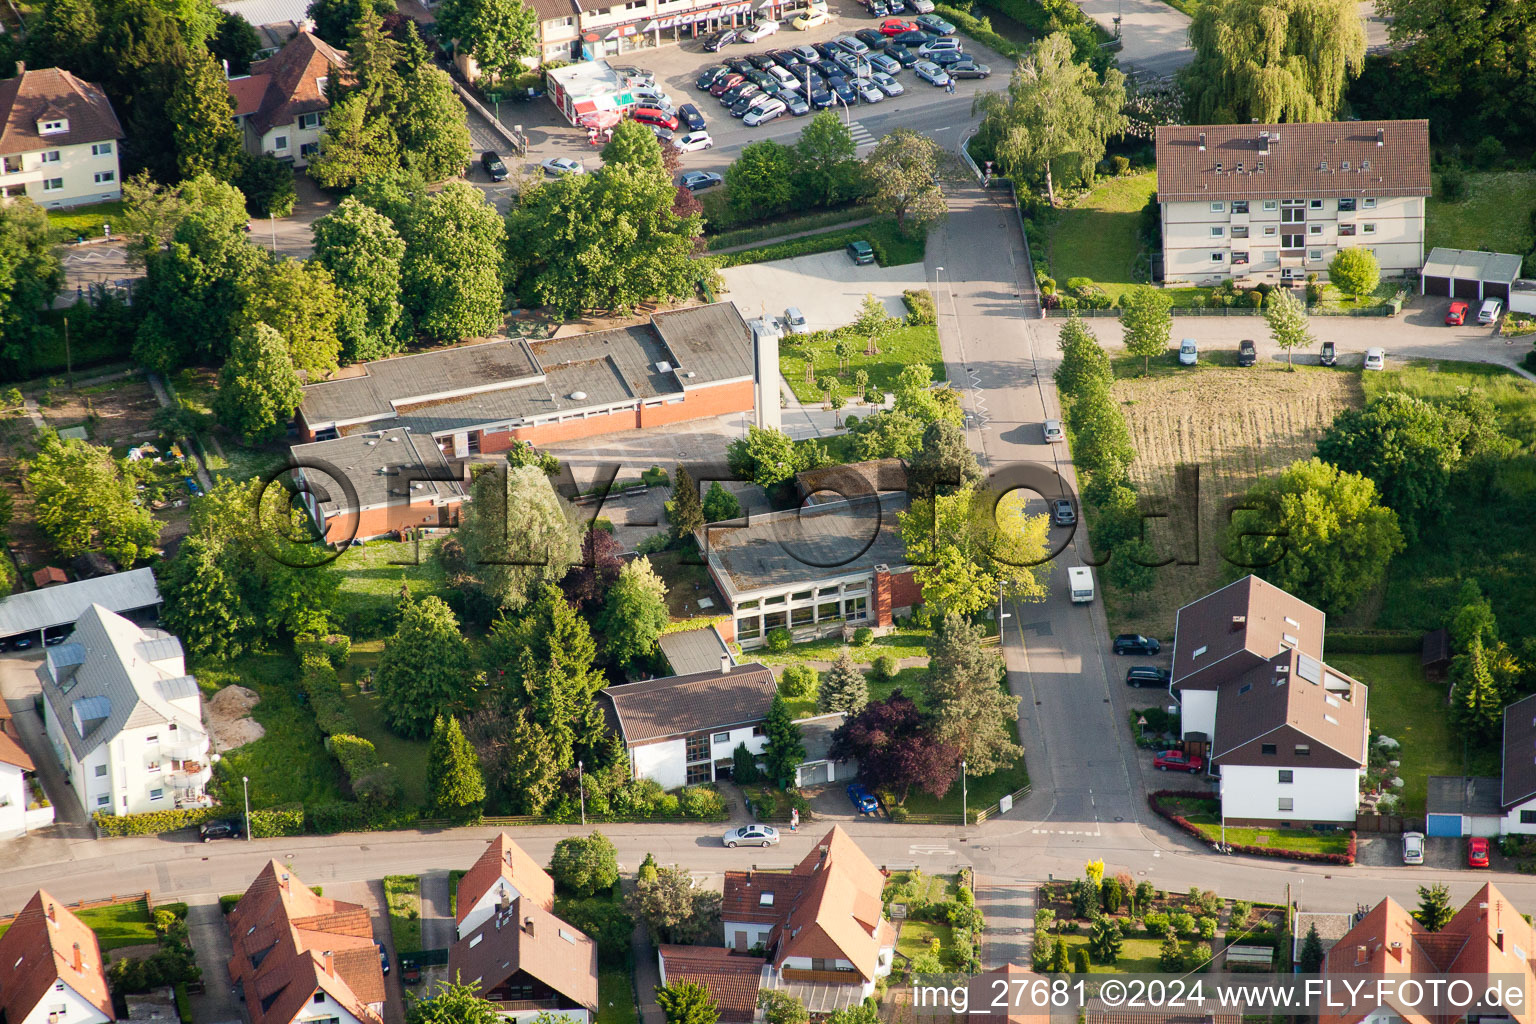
711 218 876 256
632 917 663 1024
975 874 1036 969
186 895 242 1024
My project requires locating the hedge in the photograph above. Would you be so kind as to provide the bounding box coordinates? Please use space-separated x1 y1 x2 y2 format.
157 902 189 920
250 803 305 837
1147 790 1356 865
1322 630 1423 654
716 226 872 268
296 633 352 669
300 653 358 737
219 894 242 915
903 288 937 326
328 734 381 781
307 801 423 835
93 806 223 836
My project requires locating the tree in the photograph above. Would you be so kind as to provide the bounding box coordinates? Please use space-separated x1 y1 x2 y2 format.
665 465 705 541
924 613 1019 775
1180 0 1365 123
974 33 1127 206
1297 924 1326 972
156 536 253 660
235 155 298 218
794 112 857 207
27 433 160 567
309 91 401 189
900 486 1051 616
405 978 501 1024
819 648 869 714
0 199 64 374
907 419 982 497
1054 316 1113 398
1225 458 1402 613
426 714 485 820
216 324 303 442
655 983 719 1024
762 694 806 789
599 557 670 669
376 596 475 739
702 482 742 523
238 258 345 379
1088 916 1123 965
731 743 760 784
550 831 620 897
457 465 580 611
831 690 960 803
726 140 796 219
1119 287 1172 374
758 991 807 1024
893 363 963 428
398 182 505 341
311 197 408 363
211 11 262 74
628 866 722 944
1329 248 1381 301
434 0 537 83
864 129 946 234
1104 538 1157 604
167 50 244 180
1158 931 1184 971
1050 937 1070 973
850 410 925 460
396 61 473 183
565 528 624 612
1265 286 1313 368
1414 883 1454 932
306 0 394 46
1066 384 1135 473
726 426 806 490
602 120 668 173
1449 579 1498 652
1450 635 1504 740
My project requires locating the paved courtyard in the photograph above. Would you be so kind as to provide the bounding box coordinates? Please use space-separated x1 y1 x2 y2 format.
720 249 926 333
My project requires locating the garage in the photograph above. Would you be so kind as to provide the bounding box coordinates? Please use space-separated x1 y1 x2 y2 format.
1426 776 1503 837
0 567 162 648
1511 280 1536 315
1420 248 1524 303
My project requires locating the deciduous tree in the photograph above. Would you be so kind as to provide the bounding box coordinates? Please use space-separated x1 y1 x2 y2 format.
900 486 1051 616
794 112 858 207
906 419 982 496
924 613 1019 775
726 426 806 490
395 61 473 182
1265 286 1313 368
405 978 501 1024
564 528 623 612
401 182 505 341
602 120 667 173
167 49 244 180
434 0 537 84
0 199 64 375
311 197 408 363
599 557 670 669
628 867 722 945
305 0 394 46
238 258 344 379
1329 248 1380 301
655 983 719 1024
725 140 796 219
1119 286 1172 375
457 466 580 611
377 596 475 738
1054 316 1112 397
216 323 303 442
28 434 160 567
831 690 959 803
550 831 620 897
1066 383 1135 473
426 714 485 820
864 129 946 234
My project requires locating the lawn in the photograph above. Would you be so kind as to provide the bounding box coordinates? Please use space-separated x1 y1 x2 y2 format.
646 547 720 621
1057 934 1185 973
1043 172 1156 303
382 875 423 954
332 536 449 624
779 665 929 720
171 368 288 484
0 897 158 950
896 918 955 963
1159 796 1352 855
899 758 1030 822
198 652 345 810
597 967 639 1024
342 640 431 808
1426 170 1536 255
46 200 129 242
1311 280 1404 311
747 629 931 667
779 325 946 405
717 217 928 269
704 203 871 248
1327 653 1497 816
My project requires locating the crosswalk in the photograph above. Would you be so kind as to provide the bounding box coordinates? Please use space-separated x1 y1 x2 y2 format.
847 119 876 148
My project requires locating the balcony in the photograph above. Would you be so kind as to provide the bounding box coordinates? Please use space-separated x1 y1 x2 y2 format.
780 968 863 984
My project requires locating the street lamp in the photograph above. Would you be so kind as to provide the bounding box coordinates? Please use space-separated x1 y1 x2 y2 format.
960 759 967 825
578 759 586 826
242 775 251 842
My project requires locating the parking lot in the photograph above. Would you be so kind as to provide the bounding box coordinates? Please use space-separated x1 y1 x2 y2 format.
720 247 929 330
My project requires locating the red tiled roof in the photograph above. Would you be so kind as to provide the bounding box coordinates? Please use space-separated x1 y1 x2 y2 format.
773 827 888 980
450 896 599 1012
0 891 112 1024
0 706 34 771
0 68 122 155
32 567 67 587
455 833 556 925
659 946 765 1023
230 31 347 136
228 74 272 118
227 861 384 1024
721 870 806 926
969 966 1054 1024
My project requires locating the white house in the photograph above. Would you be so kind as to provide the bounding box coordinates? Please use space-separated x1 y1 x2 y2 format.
601 661 775 789
227 28 346 168
0 65 123 210
1170 576 1368 828
0 703 51 839
455 832 557 939
38 604 211 817
1155 120 1430 286
0 890 113 1024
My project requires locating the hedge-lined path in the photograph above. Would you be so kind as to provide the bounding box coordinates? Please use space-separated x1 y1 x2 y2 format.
709 217 877 255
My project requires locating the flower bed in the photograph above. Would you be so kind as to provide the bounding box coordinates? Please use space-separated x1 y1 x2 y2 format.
1147 790 1355 864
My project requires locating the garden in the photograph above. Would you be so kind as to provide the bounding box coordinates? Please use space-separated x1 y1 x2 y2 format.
1148 792 1355 861
779 321 946 406
1425 169 1536 257
883 870 985 976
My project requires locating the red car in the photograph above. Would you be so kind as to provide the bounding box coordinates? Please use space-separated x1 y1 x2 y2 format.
1446 300 1469 325
709 74 746 97
1468 837 1491 868
880 17 918 34
1153 750 1205 774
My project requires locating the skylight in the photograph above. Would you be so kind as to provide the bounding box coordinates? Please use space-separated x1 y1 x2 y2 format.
1296 655 1322 684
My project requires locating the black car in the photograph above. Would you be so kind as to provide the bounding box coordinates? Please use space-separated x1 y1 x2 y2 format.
1320 340 1337 366
1126 666 1172 688
378 943 390 976
768 49 802 68
11 635 32 650
480 150 507 181
813 41 844 59
928 48 969 66
703 28 738 51
199 818 243 842
1113 634 1162 655
729 94 760 116
1238 339 1257 366
827 76 858 104
676 102 707 131
748 52 780 70
726 57 755 74
813 58 843 78
891 29 935 45
719 82 759 105
695 64 730 88
43 633 64 646
886 44 918 65
855 28 889 49
809 86 834 108
947 60 991 78
744 68 777 88
869 0 889 14
1051 498 1076 527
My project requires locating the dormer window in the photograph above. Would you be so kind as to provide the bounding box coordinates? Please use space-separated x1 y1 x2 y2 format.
39 118 68 134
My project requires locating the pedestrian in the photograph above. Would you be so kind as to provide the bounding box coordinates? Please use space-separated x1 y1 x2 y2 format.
946 80 955 95
790 807 799 831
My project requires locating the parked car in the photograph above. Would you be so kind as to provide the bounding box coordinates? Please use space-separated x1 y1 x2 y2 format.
808 86 834 108
400 957 421 986
43 633 64 646
1238 339 1257 366
1043 418 1064 443
926 49 969 67
676 133 716 154
887 0 906 12
1113 633 1161 655
868 52 900 73
915 13 954 32
631 86 673 109
719 82 760 105
703 27 739 50
610 64 654 85
378 943 390 976
647 125 674 142
679 168 723 189
856 80 883 102
827 76 858 104
1478 297 1504 324
886 44 918 65
793 9 830 29
847 783 878 814
870 70 904 95
743 68 777 89
676 103 707 131
868 0 888 15
747 53 780 71
742 18 779 41
725 57 756 74
783 92 810 114
709 73 746 97
480 150 508 181
723 824 781 848
1178 337 1198 365
730 93 762 116
783 307 811 334
913 60 950 86
947 60 990 77
541 157 584 176
1402 831 1425 865
632 107 678 131
10 636 31 650
199 818 243 842
1363 347 1386 370
1468 836 1491 868
847 240 875 265
790 43 820 61
836 33 870 54
695 64 731 89
1445 299 1469 325
1154 749 1204 773
768 48 803 68
766 64 797 86
854 28 889 49
890 28 931 44
1320 340 1337 365
1051 498 1076 527
1125 666 1172 688
910 0 935 12
744 98 787 125
917 36 961 55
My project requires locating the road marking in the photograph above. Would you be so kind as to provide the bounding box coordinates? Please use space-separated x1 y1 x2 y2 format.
1030 829 1103 837
846 120 876 148
909 843 955 856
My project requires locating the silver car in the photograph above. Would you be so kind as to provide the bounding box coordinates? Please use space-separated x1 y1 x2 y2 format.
1402 831 1425 865
723 824 780 848
871 71 904 96
784 307 812 334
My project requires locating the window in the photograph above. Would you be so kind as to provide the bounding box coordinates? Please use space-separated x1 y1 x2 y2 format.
686 736 710 763
1282 233 1304 250
1522 810 1536 824
1338 197 1356 211
1308 224 1323 235
1238 683 1253 695
40 118 67 133
149 788 164 801
301 142 319 160
96 794 109 807
1324 714 1339 725
791 590 813 602
1209 252 1224 263
817 601 839 620
817 587 839 596
844 596 867 620
94 764 108 777
1231 225 1249 238
92 142 113 156
1363 197 1376 209
1281 199 1306 223
760 892 775 906
844 581 867 593
1261 743 1277 755
1278 770 1293 783
273 135 289 150
1338 223 1356 236
314 994 326 1004
1231 200 1249 213
147 761 161 773
765 595 786 605
41 150 60 163
298 112 321 130
752 725 765 737
1210 226 1225 238
1210 201 1225 213
55 983 64 992
316 75 329 93
43 178 63 192
736 617 760 640
1309 199 1323 210
712 732 730 744
1282 633 1299 646
1294 744 1311 756
1362 223 1376 234
739 599 759 610
3 156 21 173
1278 797 1294 812
1262 225 1277 237
93 170 114 184
1192 645 1208 658
791 606 813 626
763 611 786 631
0 185 20 198
1309 250 1323 261
146 735 159 744
1232 252 1249 266
685 763 711 785
1263 200 1278 211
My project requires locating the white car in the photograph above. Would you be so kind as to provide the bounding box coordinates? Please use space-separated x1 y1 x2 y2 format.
675 131 714 151
870 71 904 96
1043 418 1064 443
631 87 674 111
768 65 797 85
1402 831 1425 865
784 307 811 334
723 824 780 848
742 18 779 40
541 157 584 176
743 98 787 126
913 60 950 86
1178 337 1198 365
1363 347 1386 370
910 0 934 11
856 81 883 103
1478 297 1504 324
793 8 830 29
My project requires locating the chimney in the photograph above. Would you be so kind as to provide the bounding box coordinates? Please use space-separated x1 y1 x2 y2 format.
1376 128 1384 147
1355 945 1368 966
748 869 754 884
523 917 535 936
1497 929 1505 951
14 61 24 77
280 872 290 892
47 903 56 923
1389 941 1403 962
1231 615 1246 631
322 950 334 977
720 654 732 674
1258 131 1270 155
72 943 82 973
1198 132 1206 152
222 58 230 79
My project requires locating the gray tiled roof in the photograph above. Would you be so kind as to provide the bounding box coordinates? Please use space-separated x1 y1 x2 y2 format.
796 712 846 764
657 625 732 676
705 493 911 597
1421 248 1524 286
1502 693 1536 808
602 663 776 744
0 567 161 638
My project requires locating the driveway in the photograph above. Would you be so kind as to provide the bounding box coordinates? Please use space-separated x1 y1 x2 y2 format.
720 249 927 334
0 653 90 843
186 896 242 1024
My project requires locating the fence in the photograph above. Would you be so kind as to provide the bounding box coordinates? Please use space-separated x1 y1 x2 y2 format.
1044 304 1399 319
1357 813 1423 834
417 813 729 829
975 784 1032 824
888 784 1032 825
0 891 151 930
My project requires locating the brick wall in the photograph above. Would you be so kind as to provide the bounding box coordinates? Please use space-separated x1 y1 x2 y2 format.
889 570 922 611
874 570 894 627
321 499 462 544
639 379 755 429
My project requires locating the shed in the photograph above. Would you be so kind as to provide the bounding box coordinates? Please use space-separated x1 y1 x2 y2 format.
1421 627 1451 681
0 567 161 643
1511 279 1536 316
794 712 852 787
1420 248 1524 302
31 567 67 589
1425 775 1502 837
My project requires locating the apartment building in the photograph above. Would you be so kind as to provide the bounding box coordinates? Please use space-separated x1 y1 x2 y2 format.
1155 120 1431 286
0 65 123 209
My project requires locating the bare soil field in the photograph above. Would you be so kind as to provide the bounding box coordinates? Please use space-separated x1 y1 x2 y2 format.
1106 365 1363 638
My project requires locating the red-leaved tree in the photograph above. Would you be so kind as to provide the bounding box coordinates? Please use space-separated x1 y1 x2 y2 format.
829 689 960 803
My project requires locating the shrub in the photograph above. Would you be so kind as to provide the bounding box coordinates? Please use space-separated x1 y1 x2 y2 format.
871 652 899 680
1065 276 1095 296
766 627 793 652
853 627 873 646
248 803 305 837
553 895 634 966
902 288 937 326
1192 941 1214 972
299 654 357 736
1110 155 1130 176
678 785 727 819
1439 163 1467 201
779 663 818 698
1142 911 1170 936
93 806 222 837
641 465 670 487
1473 135 1506 169
1198 915 1218 940
219 894 242 915
328 733 381 780
307 801 421 834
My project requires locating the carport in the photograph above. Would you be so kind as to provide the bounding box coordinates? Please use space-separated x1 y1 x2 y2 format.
0 567 162 646
1420 248 1524 302
1425 775 1503 837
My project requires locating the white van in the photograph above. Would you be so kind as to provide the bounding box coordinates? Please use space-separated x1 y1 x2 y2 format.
1068 566 1095 604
